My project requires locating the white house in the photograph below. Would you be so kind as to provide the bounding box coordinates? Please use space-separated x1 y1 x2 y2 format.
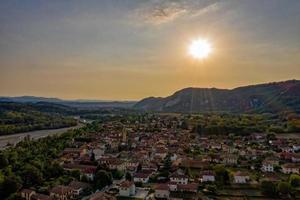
92 146 105 160
68 181 90 196
170 172 188 185
20 189 35 200
155 184 170 199
201 171 215 182
119 181 136 197
233 171 250 184
293 145 300 152
222 154 238 165
292 154 300 163
170 153 177 161
133 172 150 183
261 160 275 172
282 163 299 174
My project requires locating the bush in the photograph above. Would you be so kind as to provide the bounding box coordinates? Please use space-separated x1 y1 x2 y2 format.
289 174 300 187
261 181 277 197
277 181 290 195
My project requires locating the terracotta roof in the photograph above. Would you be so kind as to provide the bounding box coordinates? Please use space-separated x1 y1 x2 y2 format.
50 185 73 195
31 193 51 200
119 181 134 188
234 171 249 177
68 181 91 190
89 192 116 200
201 170 215 176
177 183 198 192
282 163 299 169
63 163 97 173
170 172 188 179
21 189 35 194
155 184 169 190
134 172 150 178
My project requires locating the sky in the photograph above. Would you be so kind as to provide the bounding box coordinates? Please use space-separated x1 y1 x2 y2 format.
0 0 300 100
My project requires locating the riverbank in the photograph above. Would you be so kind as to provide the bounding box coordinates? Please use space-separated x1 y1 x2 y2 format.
0 123 84 149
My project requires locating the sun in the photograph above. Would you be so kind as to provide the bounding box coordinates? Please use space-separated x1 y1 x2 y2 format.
188 38 212 59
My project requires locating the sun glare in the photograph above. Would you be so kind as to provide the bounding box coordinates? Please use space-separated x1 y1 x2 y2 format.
188 38 212 59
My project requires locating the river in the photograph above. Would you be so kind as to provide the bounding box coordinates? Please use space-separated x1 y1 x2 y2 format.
0 123 84 149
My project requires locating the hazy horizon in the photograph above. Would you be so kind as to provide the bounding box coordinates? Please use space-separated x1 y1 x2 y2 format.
1 78 298 101
1 0 300 100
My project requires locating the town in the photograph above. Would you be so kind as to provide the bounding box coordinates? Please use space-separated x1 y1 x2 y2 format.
1 113 298 200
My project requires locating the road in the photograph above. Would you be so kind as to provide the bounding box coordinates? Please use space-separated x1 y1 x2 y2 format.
0 123 84 149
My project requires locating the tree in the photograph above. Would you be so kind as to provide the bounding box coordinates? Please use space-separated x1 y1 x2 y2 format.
90 152 96 162
1 176 22 198
185 167 192 178
261 181 277 197
112 169 124 180
213 165 229 185
277 181 290 195
45 162 64 178
206 185 217 194
163 154 172 171
0 153 9 168
70 169 81 180
181 121 189 130
94 170 112 189
81 174 89 182
21 164 43 187
137 163 142 172
125 172 132 181
193 125 203 135
289 174 300 187
266 133 276 141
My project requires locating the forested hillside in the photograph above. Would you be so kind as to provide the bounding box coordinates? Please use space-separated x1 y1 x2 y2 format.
0 102 77 135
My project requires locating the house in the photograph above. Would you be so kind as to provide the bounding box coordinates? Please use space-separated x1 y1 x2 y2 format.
99 158 125 171
91 147 105 160
68 181 91 196
222 154 238 165
170 172 188 184
155 184 170 199
108 159 126 171
233 171 250 184
126 161 139 172
89 192 116 200
155 147 168 159
63 164 97 181
170 153 177 161
261 160 275 172
63 148 86 157
20 189 35 200
282 163 299 174
292 154 300 163
177 183 198 193
133 172 151 183
293 144 300 152
201 171 215 182
31 193 52 200
49 185 73 200
141 163 158 172
180 159 209 169
119 181 136 197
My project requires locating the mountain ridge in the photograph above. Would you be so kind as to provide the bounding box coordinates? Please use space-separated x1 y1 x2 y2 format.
134 80 300 113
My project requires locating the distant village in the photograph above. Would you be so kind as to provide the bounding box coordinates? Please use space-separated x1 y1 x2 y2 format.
18 114 300 200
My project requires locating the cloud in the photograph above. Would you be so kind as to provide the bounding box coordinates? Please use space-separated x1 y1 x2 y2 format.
134 0 221 25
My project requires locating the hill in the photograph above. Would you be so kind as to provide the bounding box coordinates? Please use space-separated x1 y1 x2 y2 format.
134 80 300 113
0 102 77 135
0 96 136 109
